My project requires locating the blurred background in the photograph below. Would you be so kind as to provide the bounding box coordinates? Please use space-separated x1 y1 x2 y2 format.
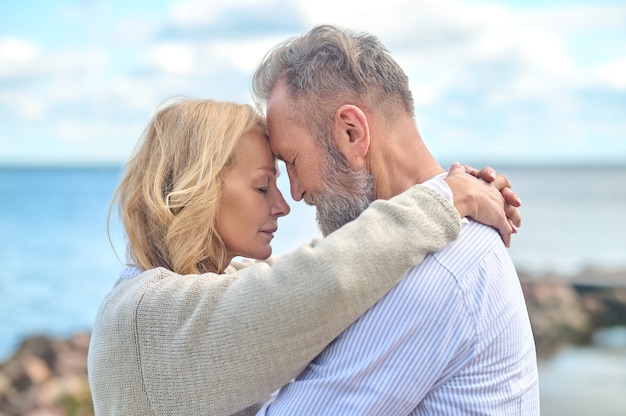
1 0 625 415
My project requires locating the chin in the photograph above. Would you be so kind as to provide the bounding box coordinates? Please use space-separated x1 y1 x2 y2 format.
254 247 272 261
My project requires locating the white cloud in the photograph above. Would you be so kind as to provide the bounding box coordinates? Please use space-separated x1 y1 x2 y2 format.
526 2 626 33
0 37 40 78
209 36 290 72
170 0 238 26
1 0 624 165
146 42 195 75
0 37 38 62
597 58 626 90
15 96 48 121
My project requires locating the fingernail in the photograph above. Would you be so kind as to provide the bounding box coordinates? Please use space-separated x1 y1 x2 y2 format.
516 197 522 205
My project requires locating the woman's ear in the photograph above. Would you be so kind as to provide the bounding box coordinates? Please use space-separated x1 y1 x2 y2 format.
332 105 371 166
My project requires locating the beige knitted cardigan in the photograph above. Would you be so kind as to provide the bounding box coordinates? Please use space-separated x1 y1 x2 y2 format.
88 185 460 416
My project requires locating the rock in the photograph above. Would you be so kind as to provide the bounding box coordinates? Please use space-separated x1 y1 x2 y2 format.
519 273 593 356
519 269 626 357
0 333 93 416
571 269 626 327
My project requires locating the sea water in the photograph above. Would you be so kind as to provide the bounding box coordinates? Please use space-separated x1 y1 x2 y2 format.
1 165 625 414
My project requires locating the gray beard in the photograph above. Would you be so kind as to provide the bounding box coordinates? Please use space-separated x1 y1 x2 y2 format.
304 148 375 236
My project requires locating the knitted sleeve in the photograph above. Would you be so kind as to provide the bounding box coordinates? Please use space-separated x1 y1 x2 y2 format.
91 184 461 416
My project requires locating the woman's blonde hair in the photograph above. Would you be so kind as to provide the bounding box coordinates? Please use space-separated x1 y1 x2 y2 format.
110 97 266 274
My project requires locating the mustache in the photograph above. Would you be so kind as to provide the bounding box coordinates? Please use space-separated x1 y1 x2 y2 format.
305 177 375 236
303 192 318 207
305 141 376 235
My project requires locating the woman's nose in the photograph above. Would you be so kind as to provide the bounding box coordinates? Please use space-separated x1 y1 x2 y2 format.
272 190 290 217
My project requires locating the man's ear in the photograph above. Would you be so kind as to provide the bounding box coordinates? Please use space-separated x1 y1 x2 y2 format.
332 105 370 166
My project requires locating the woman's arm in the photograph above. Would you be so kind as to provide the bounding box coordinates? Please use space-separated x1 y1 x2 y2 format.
89 166 517 416
133 183 461 415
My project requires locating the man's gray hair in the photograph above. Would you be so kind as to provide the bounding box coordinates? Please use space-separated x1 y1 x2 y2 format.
252 24 415 146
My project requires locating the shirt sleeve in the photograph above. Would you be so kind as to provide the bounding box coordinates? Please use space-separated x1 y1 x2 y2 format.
256 260 476 415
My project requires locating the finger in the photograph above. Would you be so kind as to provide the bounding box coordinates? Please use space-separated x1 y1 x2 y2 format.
447 162 465 176
499 221 512 248
502 187 522 207
476 166 497 183
462 164 478 176
505 203 522 228
492 174 512 191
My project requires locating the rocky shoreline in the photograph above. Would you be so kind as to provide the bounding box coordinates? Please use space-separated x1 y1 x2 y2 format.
0 332 92 416
1 269 625 415
520 268 626 357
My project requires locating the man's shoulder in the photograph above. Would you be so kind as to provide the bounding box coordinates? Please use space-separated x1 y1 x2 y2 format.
426 220 507 277
388 221 504 302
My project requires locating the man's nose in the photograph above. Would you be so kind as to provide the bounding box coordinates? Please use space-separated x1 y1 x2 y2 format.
289 178 305 201
287 168 305 201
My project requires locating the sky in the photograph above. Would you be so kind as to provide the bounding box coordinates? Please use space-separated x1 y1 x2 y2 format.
0 0 624 167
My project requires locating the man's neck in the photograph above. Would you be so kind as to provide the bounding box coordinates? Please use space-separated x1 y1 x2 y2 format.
368 115 444 200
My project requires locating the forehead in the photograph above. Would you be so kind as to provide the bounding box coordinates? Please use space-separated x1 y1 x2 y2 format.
234 129 274 166
266 83 309 159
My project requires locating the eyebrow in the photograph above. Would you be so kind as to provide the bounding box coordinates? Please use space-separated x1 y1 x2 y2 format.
258 165 278 176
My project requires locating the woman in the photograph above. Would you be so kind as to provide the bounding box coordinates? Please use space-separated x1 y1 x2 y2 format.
88 97 520 415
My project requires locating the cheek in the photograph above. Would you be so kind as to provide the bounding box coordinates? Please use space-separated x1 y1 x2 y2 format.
216 197 243 243
226 199 262 238
298 163 322 192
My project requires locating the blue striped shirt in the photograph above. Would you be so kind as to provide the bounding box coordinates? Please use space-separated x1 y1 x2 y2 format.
257 220 540 415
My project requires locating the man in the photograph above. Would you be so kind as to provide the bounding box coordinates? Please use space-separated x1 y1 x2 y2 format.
252 25 539 415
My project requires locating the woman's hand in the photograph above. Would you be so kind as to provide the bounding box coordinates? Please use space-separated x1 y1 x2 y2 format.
444 163 522 247
463 163 521 230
